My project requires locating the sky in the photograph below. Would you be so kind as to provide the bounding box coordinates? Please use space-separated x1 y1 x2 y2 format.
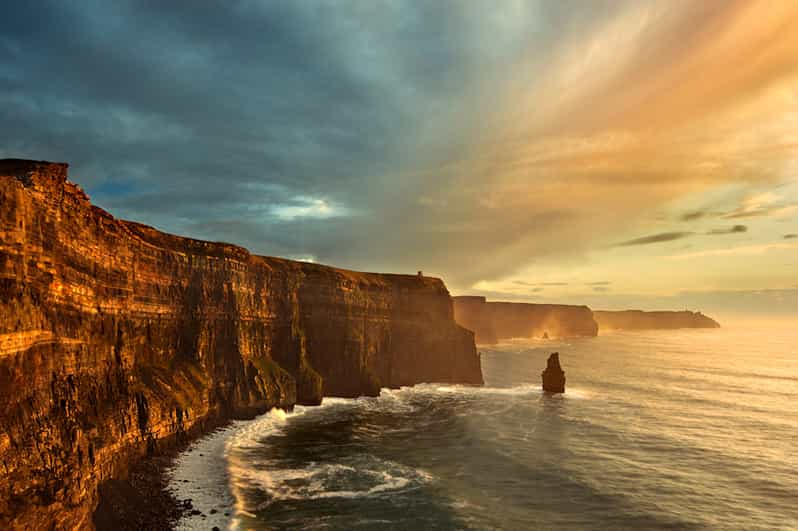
1 1 797 317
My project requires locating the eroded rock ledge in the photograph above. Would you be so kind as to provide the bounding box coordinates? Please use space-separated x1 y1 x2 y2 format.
0 160 482 530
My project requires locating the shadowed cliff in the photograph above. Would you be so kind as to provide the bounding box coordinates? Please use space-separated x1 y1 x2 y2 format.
0 160 482 530
453 297 720 344
453 296 598 344
594 310 720 330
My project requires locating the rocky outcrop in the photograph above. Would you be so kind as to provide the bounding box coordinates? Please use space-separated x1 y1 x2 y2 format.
0 160 482 530
541 352 565 393
594 310 720 331
452 296 598 344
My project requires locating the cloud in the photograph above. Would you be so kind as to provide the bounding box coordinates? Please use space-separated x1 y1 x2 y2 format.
1 0 797 290
592 286 610 292
616 232 694 247
706 225 747 235
513 280 568 287
587 281 612 286
271 197 348 221
680 210 707 222
722 193 797 219
668 242 798 260
785 234 797 239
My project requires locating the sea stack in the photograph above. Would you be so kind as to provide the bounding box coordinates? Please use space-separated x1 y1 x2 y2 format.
541 352 565 393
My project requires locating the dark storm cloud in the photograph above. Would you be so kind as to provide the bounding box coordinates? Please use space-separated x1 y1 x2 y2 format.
706 225 747 235
4 0 795 296
0 0 490 255
784 234 797 239
616 232 694 247
1 0 635 283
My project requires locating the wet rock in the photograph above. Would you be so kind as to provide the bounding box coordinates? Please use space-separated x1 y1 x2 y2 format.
541 352 565 393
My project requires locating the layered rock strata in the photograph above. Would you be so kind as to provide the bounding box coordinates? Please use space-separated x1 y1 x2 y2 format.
452 296 598 344
0 159 482 530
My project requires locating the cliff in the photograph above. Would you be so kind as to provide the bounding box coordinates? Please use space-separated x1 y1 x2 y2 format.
594 310 720 330
0 159 482 530
452 296 598 344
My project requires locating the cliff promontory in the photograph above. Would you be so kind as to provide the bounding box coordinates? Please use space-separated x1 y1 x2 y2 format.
452 296 598 344
594 310 720 331
0 160 482 530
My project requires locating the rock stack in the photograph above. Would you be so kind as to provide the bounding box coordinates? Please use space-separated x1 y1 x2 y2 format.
541 352 565 393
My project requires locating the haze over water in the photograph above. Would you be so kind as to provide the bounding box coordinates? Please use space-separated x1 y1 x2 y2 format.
170 322 798 530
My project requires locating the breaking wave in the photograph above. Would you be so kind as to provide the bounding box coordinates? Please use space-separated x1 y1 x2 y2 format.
169 324 798 530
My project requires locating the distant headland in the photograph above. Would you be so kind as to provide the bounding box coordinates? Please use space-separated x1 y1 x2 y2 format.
453 296 719 344
593 310 720 331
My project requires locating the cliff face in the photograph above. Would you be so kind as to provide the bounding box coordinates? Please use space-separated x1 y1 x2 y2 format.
450 296 498 344
452 296 598 344
593 310 720 330
0 160 482 530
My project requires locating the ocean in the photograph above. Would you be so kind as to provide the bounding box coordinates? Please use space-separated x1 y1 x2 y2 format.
168 322 798 530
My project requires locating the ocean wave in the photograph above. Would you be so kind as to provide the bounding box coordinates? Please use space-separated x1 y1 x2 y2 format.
230 455 433 505
225 407 293 451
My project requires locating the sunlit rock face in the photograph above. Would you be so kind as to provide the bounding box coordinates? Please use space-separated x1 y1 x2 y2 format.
453 296 598 344
541 352 565 394
593 310 720 331
0 160 482 530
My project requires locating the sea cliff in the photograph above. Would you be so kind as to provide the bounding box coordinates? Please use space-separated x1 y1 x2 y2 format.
593 310 720 331
0 160 482 530
452 296 598 343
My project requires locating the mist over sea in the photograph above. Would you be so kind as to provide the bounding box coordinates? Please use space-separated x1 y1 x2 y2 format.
169 322 798 530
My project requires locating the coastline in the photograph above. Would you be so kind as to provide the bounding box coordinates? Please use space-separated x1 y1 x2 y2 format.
92 417 243 530
93 437 197 530
0 160 483 530
167 423 246 530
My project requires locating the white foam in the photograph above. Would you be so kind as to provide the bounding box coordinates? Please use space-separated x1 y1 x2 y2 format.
432 383 541 396
167 424 244 531
174 379 590 529
229 455 433 505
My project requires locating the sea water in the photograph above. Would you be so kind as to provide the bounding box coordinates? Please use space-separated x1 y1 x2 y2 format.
168 322 798 530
